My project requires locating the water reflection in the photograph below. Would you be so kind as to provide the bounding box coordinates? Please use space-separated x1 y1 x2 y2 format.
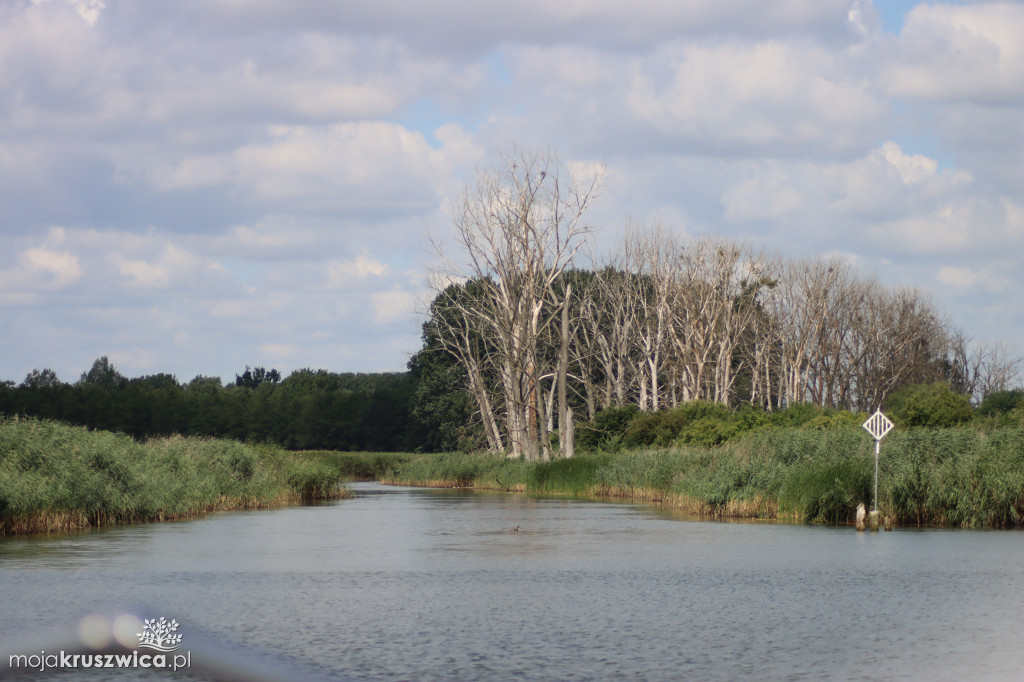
2 482 1023 681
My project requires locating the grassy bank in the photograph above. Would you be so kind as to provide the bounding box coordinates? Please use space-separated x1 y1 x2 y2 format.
0 417 348 536
383 426 1024 528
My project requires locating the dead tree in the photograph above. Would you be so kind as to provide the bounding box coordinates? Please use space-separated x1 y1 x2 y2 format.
431 148 603 460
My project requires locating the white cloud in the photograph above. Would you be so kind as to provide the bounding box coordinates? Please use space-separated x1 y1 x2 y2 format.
937 265 1010 292
719 142 989 243
0 0 1021 382
144 122 463 215
501 38 886 157
19 247 82 287
31 0 105 27
117 259 170 288
327 251 389 289
722 168 805 222
167 0 860 53
884 3 1024 103
371 288 417 325
879 142 938 186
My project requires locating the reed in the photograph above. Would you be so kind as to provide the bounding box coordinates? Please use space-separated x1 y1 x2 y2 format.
378 425 1024 528
382 450 531 491
0 417 350 536
294 451 414 481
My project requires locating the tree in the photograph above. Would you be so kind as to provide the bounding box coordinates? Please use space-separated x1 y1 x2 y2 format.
79 356 127 390
186 375 223 393
408 313 486 452
430 148 604 460
235 366 282 389
20 368 64 389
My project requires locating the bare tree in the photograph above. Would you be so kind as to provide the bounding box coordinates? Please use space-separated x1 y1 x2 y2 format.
431 148 604 460
624 225 678 411
970 341 1024 400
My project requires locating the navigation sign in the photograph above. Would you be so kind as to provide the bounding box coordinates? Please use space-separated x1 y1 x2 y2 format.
862 409 894 441
862 409 894 513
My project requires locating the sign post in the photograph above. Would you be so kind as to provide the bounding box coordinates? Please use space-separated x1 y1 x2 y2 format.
862 409 894 513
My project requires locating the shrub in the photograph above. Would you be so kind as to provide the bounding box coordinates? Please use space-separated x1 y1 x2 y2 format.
978 390 1024 417
885 382 974 428
621 412 664 447
576 405 640 451
680 417 738 447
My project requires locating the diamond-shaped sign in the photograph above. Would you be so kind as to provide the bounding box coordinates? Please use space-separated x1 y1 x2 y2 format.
862 409 894 441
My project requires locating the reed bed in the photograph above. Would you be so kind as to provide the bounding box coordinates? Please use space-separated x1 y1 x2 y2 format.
382 426 1024 528
294 451 414 481
0 417 348 536
383 451 531 491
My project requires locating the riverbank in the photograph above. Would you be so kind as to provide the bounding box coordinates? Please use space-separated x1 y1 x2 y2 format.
366 427 1024 528
0 417 348 536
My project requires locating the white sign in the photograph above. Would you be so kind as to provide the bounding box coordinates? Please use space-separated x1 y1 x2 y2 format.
862 409 894 441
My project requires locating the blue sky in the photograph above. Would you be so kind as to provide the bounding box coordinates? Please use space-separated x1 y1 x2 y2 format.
0 0 1021 385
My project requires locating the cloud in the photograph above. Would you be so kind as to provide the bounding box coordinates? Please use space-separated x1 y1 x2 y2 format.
327 251 389 289
19 247 82 287
30 0 105 27
371 288 417 325
143 122 465 217
492 38 887 158
718 142 989 243
0 0 1021 383
147 0 864 54
884 3 1024 103
937 266 1010 293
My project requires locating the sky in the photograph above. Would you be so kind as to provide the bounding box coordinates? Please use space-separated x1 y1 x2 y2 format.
1 0 1021 385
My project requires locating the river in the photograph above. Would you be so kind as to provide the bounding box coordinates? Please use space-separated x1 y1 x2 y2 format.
1 482 1022 681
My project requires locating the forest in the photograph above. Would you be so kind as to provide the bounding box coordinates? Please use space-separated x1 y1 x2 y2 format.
0 361 427 452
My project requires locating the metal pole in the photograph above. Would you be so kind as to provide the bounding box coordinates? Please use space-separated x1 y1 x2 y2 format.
873 439 880 512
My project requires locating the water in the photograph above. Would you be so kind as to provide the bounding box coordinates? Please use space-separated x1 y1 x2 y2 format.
2 482 1023 681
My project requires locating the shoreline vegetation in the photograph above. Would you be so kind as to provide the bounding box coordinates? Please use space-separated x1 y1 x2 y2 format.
307 420 1024 529
0 417 346 536
4 404 1024 536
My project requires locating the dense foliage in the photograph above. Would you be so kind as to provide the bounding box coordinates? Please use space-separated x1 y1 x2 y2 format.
3 350 1021 456
0 359 427 452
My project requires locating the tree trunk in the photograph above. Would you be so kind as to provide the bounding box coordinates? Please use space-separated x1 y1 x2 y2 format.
558 284 573 458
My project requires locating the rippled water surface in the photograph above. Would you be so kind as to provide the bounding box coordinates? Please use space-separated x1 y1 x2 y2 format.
2 482 1023 680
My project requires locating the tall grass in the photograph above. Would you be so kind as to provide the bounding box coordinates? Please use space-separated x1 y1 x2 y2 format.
383 451 531 491
294 451 413 481
380 425 1024 528
0 417 349 536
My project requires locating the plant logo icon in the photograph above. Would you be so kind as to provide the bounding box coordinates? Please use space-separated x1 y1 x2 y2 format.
136 618 183 652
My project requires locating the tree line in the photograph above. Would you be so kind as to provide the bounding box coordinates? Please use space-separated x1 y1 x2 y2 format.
0 359 427 452
5 150 1020 456
420 149 1022 461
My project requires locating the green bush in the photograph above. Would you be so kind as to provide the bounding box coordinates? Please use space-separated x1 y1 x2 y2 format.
978 390 1024 417
621 412 664 447
885 382 974 428
680 417 738 447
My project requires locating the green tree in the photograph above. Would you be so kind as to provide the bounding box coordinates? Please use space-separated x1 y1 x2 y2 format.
977 389 1024 417
885 382 974 428
79 356 127 390
20 368 64 389
235 366 282 389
